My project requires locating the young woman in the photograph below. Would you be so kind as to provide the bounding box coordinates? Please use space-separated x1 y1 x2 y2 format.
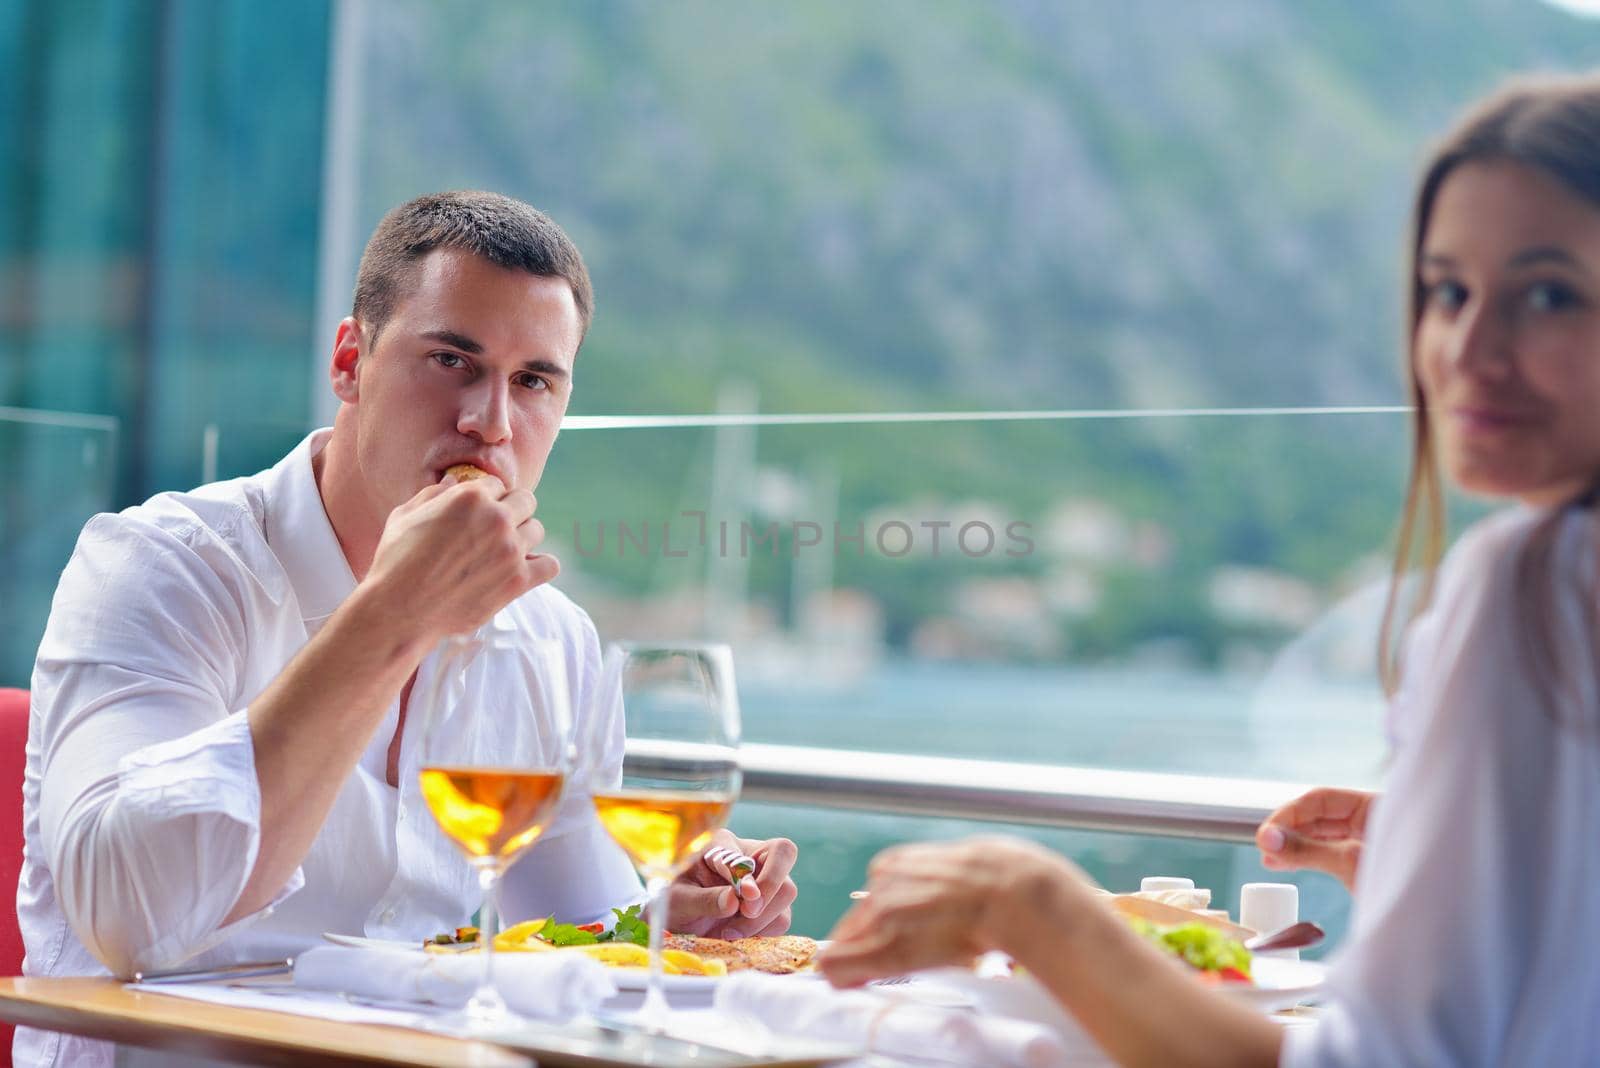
818 73 1600 1067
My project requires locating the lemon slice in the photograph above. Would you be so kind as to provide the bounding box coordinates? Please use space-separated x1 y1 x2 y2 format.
569 943 651 968
661 949 726 976
493 918 550 950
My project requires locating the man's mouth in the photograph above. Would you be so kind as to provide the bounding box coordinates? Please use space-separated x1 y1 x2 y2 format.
437 458 507 484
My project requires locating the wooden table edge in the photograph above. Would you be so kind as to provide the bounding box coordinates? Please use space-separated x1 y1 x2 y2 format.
0 977 532 1067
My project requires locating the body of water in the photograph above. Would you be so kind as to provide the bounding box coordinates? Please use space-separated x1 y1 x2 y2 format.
726 659 1380 948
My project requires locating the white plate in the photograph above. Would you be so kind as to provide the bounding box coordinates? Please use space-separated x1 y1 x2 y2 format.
321 932 823 990
916 955 1326 1035
320 933 727 991
607 969 723 992
322 932 424 951
608 963 824 992
1231 956 1327 1011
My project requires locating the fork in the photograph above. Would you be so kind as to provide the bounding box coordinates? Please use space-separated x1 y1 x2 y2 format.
704 845 757 886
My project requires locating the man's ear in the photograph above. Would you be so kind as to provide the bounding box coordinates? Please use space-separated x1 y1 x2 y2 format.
330 317 365 404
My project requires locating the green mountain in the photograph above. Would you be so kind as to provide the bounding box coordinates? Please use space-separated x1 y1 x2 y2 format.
350 1 1596 661
8 2 1597 681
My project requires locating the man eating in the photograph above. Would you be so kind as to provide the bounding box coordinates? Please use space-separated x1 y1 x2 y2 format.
17 191 798 1068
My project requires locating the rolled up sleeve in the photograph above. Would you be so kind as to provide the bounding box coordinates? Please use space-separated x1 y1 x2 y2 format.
33 516 304 978
45 706 303 978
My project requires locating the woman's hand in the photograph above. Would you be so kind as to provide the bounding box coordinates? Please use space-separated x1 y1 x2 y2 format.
822 835 1286 1068
817 835 1090 986
1256 786 1377 892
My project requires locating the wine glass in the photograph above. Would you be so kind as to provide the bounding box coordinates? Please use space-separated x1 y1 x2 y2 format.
585 642 742 1031
417 633 573 1030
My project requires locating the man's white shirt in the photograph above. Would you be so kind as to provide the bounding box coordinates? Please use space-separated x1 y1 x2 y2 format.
17 429 641 1068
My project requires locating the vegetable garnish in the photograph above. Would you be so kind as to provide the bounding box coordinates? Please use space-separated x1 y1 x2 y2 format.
429 904 650 950
532 905 650 947
539 918 602 946
1127 918 1253 982
422 910 814 976
608 904 650 947
425 925 481 946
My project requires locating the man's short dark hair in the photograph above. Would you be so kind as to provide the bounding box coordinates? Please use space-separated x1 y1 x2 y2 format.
352 190 594 343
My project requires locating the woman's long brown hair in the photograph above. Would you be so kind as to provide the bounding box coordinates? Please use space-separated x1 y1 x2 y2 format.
1379 74 1600 714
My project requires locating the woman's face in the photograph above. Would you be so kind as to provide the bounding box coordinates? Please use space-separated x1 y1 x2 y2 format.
1416 159 1600 507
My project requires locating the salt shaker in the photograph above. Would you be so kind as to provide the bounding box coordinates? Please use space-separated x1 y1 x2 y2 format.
1239 882 1300 959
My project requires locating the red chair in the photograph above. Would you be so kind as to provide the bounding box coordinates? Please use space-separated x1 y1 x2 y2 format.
0 687 28 1066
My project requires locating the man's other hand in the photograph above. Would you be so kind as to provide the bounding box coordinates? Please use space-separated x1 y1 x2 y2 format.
666 831 798 939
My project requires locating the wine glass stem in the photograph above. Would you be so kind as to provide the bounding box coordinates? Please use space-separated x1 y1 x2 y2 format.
469 862 508 1020
639 875 673 1030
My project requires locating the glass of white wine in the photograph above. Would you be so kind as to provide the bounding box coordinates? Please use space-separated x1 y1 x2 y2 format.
586 642 741 1031
418 634 573 1030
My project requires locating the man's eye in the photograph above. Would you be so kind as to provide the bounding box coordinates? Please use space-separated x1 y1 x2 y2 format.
433 351 465 369
516 373 549 391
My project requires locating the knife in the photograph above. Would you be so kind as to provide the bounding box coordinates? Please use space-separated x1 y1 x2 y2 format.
133 958 295 984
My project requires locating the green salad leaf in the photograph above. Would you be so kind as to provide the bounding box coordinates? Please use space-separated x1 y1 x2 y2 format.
1128 919 1252 977
608 904 650 947
486 905 652 948
538 917 601 946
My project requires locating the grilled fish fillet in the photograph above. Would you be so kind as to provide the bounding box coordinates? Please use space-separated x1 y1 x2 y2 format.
662 933 753 971
660 933 820 974
734 935 819 974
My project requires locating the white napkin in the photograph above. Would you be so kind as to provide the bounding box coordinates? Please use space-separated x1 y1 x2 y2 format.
713 972 1073 1068
293 946 616 1020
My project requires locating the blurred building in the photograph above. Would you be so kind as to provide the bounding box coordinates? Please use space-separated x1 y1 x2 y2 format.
3 0 332 683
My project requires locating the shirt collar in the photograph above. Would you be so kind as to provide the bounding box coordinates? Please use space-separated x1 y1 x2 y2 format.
264 429 359 625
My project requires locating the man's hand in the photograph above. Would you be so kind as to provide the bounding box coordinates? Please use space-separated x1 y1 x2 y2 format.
364 469 560 642
666 831 798 939
1256 786 1376 892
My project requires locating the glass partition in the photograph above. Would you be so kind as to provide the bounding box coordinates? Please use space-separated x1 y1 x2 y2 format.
731 799 1349 954
533 410 1401 944
539 410 1405 788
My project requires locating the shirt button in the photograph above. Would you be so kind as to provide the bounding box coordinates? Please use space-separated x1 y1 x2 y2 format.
381 909 396 923
398 806 407 823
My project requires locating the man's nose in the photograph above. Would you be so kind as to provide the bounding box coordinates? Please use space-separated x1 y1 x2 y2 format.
458 379 512 444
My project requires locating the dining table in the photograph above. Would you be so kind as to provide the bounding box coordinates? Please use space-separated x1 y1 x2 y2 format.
0 976 533 1066
0 973 866 1068
0 946 1322 1067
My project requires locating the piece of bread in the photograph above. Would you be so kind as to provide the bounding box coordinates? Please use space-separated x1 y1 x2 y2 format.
1131 887 1212 911
445 463 490 482
1110 895 1255 940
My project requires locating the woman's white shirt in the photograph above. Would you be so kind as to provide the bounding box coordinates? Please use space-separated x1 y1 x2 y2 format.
1283 506 1600 1066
